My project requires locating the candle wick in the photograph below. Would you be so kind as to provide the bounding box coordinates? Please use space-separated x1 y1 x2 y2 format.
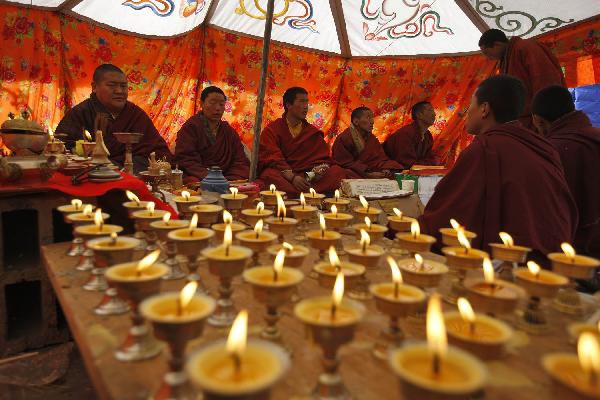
273 269 278 282
225 244 230 257
469 321 476 336
321 229 325 239
189 229 194 237
362 243 367 254
136 269 141 278
330 303 337 320
255 232 259 239
99 222 103 232
232 353 241 377
394 282 399 298
490 282 497 295
176 298 182 316
432 353 441 377
590 370 598 387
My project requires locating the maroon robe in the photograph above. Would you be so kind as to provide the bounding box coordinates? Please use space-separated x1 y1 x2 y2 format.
257 117 347 196
56 94 171 172
383 122 436 168
419 122 577 257
174 113 249 183
332 127 404 177
501 37 566 128
546 111 600 258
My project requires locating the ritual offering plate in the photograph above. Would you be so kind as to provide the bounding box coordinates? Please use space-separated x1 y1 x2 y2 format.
89 166 123 182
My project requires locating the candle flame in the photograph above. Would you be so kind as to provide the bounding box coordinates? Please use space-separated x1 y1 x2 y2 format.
360 229 370 248
254 219 263 235
71 199 82 210
331 204 338 217
561 242 576 259
450 218 461 231
84 129 92 141
125 190 140 205
527 261 541 278
181 190 191 201
411 220 420 238
309 188 316 198
189 214 198 231
223 210 233 225
146 201 155 215
334 189 340 202
332 272 344 309
226 310 248 358
136 249 161 274
274 249 285 277
179 281 197 312
256 202 264 214
359 195 369 209
457 297 476 323
223 224 232 248
457 229 471 250
483 257 495 284
578 332 600 380
329 246 341 268
387 256 402 285
300 192 306 207
276 193 286 219
319 213 326 231
83 204 93 217
230 187 238 197
364 216 372 229
499 232 514 247
415 253 424 269
269 184 276 194
393 208 402 218
94 209 104 229
282 242 294 252
426 294 447 362
110 232 118 243
162 212 171 223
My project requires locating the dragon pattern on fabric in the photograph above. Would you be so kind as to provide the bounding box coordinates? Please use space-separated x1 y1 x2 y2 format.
236 0 318 33
122 0 207 18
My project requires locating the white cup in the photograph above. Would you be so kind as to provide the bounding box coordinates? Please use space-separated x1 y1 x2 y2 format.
401 180 415 193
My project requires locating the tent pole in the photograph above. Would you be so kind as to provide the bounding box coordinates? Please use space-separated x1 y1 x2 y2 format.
249 0 275 182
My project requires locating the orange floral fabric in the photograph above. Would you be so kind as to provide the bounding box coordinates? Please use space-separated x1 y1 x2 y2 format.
0 4 598 166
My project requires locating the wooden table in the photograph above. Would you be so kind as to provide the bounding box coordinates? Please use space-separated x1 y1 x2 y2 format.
42 237 592 400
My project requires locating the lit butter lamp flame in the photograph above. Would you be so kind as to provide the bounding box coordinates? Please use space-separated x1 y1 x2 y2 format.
276 193 286 222
561 242 576 263
146 201 155 216
319 213 326 238
426 294 447 377
450 218 462 233
223 210 233 225
411 220 420 240
365 216 372 231
359 195 369 212
110 232 118 246
230 187 238 199
223 224 233 257
334 189 340 202
331 205 338 218
458 297 476 336
162 212 171 226
387 256 402 298
48 127 54 142
126 190 140 206
177 281 198 316
71 199 83 211
360 229 370 253
309 188 317 198
254 219 263 239
527 261 541 279
256 202 264 215
578 332 600 386
273 249 285 282
84 129 93 142
282 242 294 253
483 257 496 293
415 253 424 271
94 208 104 232
188 214 199 236
457 229 471 254
226 309 248 376
393 208 403 219
136 249 161 277
181 190 191 201
300 193 306 210
329 246 341 271
83 204 93 217
269 184 276 194
331 272 344 320
499 232 514 248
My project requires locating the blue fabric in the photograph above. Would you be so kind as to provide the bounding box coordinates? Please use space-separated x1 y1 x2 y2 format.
569 84 600 127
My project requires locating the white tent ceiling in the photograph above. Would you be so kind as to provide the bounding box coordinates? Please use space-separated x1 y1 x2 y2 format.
6 0 600 57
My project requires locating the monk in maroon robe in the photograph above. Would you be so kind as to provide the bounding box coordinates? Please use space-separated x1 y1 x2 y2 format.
479 29 566 129
175 86 249 183
257 87 347 196
383 101 437 168
419 75 576 260
56 64 171 173
332 107 403 178
532 86 600 259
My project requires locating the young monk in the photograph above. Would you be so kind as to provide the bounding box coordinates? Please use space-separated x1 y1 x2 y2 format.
419 75 577 259
174 86 249 184
532 85 600 259
479 29 566 128
257 87 347 196
383 101 437 168
332 106 403 178
56 64 171 172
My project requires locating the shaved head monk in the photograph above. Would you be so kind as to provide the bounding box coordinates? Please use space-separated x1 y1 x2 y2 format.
174 86 249 184
332 107 403 179
479 29 566 129
257 87 347 196
419 75 576 260
532 86 600 259
383 101 437 168
56 63 171 173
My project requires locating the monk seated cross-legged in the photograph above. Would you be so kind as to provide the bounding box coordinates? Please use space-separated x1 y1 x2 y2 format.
257 87 347 196
532 85 600 260
56 63 172 173
419 75 577 260
174 86 250 184
383 101 438 169
332 106 403 179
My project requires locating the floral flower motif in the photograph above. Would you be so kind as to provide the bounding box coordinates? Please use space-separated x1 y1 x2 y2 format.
360 85 373 98
95 45 112 62
14 17 33 35
0 67 16 83
445 93 458 105
160 63 175 76
127 70 142 84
